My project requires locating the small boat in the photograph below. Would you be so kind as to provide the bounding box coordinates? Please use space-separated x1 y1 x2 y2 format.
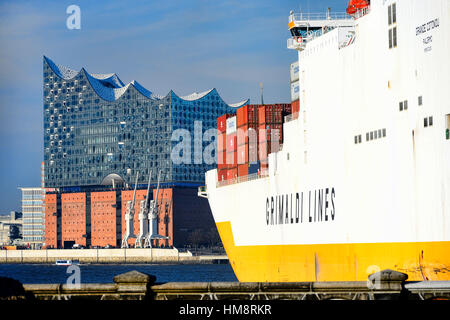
55 259 80 266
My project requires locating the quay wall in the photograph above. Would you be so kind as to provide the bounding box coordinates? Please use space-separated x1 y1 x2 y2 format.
0 248 226 264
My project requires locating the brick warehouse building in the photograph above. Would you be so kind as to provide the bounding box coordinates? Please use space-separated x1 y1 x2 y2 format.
42 56 248 248
45 187 212 249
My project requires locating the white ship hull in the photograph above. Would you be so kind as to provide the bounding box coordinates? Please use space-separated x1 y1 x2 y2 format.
204 0 450 281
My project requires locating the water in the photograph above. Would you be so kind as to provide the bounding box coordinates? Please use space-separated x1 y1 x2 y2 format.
0 263 238 284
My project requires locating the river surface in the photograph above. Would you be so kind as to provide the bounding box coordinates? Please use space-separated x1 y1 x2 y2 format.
0 263 237 284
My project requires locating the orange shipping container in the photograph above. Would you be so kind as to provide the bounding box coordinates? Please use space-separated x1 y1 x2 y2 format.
237 164 249 177
226 150 237 166
217 114 235 133
237 125 258 146
258 105 283 124
227 167 237 180
217 148 226 167
237 105 258 127
226 133 237 151
291 100 299 115
217 169 227 181
217 132 226 152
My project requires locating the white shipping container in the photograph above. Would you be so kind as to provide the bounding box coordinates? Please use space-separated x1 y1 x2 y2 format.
290 81 300 102
226 116 237 135
290 61 299 83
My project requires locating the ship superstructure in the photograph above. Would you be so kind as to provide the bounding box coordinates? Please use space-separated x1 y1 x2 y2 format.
201 0 450 282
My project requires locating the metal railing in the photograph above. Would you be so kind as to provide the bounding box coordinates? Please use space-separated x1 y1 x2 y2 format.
217 168 269 188
289 12 351 22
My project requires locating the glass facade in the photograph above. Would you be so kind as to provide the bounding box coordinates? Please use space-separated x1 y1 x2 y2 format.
43 57 247 188
20 187 45 247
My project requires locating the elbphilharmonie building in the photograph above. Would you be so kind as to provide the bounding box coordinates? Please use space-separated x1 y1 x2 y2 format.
43 56 248 189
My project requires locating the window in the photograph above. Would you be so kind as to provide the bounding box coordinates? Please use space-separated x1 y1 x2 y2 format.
389 29 393 49
428 116 433 126
424 118 428 127
392 26 397 47
418 96 423 106
388 3 397 49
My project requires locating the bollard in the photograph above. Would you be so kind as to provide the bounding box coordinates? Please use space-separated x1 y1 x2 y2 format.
113 270 156 300
368 269 408 300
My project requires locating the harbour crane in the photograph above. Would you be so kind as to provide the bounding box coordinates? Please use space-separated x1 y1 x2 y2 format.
121 172 139 248
143 170 169 248
135 170 152 248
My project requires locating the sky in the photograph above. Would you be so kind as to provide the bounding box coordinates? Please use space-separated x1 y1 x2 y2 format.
0 0 347 213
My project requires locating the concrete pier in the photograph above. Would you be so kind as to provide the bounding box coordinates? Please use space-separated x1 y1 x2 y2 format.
0 248 228 264
1 269 449 301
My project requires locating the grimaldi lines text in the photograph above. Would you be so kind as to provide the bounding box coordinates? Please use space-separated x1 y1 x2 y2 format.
266 188 335 225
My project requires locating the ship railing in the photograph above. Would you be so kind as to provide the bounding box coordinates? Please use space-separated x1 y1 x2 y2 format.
216 169 269 188
284 112 299 123
289 12 351 22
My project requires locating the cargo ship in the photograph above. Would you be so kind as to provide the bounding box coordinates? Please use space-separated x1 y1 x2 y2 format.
199 0 450 281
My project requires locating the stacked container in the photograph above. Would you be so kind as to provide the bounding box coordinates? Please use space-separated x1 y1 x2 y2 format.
217 114 234 181
290 61 300 118
237 105 259 177
226 116 237 180
258 104 290 170
216 103 292 181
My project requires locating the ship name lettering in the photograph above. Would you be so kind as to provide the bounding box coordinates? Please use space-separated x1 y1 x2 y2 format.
416 18 439 36
265 188 335 226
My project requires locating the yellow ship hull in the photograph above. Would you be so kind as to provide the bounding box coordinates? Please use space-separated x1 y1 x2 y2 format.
217 221 450 282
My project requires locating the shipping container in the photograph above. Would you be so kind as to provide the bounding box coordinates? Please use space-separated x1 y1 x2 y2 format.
292 99 300 114
237 125 258 146
290 61 299 83
258 105 283 124
227 167 237 180
291 81 300 102
226 116 237 135
226 133 237 151
226 149 237 166
249 161 260 175
258 124 283 144
237 164 249 177
217 149 226 167
237 143 258 164
217 114 235 133
237 105 259 127
217 132 226 151
218 169 227 182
